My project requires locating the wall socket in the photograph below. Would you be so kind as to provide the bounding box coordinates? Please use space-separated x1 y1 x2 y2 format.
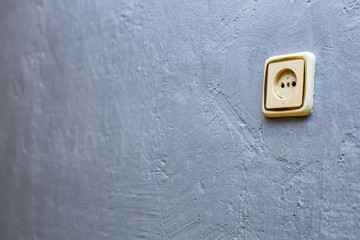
262 52 316 117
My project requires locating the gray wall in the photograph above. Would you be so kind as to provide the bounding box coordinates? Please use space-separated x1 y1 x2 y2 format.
1 0 360 239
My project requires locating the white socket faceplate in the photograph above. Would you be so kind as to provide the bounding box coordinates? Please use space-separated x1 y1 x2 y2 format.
262 52 316 117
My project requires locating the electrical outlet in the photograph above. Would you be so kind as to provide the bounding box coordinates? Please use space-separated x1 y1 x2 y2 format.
262 52 316 117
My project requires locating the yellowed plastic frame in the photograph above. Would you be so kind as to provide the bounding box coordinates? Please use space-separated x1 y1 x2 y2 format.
262 52 316 117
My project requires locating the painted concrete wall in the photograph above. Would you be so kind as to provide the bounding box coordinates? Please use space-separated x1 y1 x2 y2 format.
1 0 360 239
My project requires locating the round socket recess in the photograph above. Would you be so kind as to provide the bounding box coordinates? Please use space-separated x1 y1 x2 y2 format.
274 69 297 100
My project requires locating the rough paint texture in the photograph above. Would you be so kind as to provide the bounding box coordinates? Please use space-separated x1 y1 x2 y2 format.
0 0 360 239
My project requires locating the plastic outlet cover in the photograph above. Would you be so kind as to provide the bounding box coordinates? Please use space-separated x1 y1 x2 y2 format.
262 52 316 117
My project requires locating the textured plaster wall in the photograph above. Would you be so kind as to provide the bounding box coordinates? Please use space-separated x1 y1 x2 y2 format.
1 0 360 239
